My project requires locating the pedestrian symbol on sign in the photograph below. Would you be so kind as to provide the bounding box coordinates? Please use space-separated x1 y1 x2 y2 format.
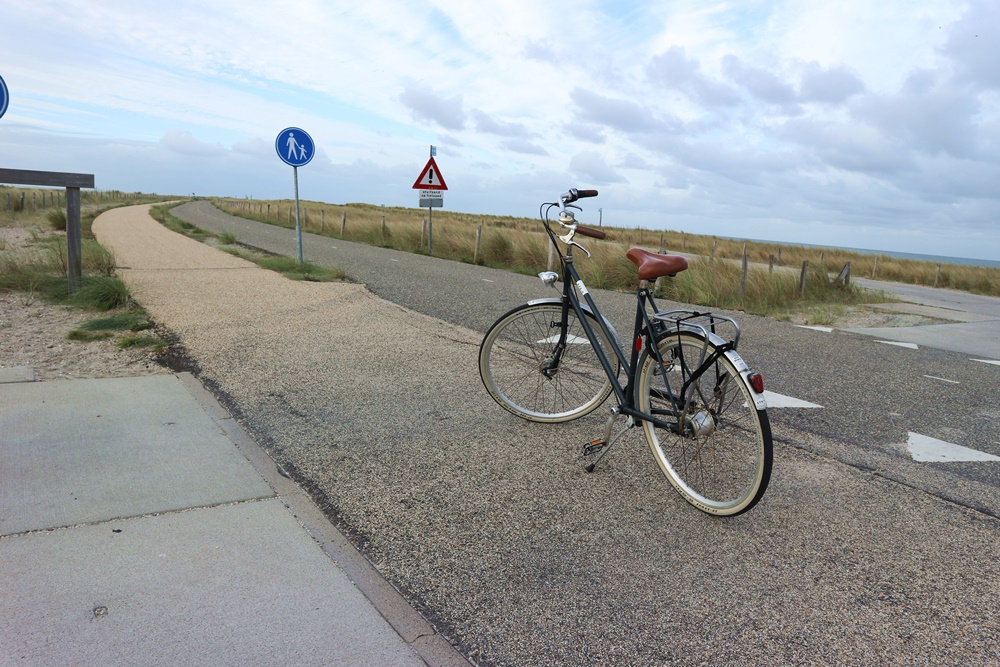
285 132 308 161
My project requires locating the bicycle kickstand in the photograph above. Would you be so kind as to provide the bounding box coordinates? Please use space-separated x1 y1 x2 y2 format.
582 407 634 473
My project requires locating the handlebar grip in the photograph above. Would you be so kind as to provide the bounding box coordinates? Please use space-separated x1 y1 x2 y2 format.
577 189 599 198
575 225 606 240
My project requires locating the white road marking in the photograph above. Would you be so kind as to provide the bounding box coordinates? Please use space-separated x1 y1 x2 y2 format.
906 432 1000 463
537 335 590 344
795 325 834 333
762 391 823 409
390 259 399 262
877 340 919 349
482 279 494 283
923 375 960 384
973 359 1000 367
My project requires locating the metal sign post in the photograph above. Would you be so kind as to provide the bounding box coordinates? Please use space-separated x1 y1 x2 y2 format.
412 146 448 254
275 127 315 264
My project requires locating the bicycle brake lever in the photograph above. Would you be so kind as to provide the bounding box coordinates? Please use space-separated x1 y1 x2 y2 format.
558 233 592 258
570 240 592 258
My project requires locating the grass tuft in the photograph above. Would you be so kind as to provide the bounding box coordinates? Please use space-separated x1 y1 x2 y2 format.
117 334 166 350
70 276 131 311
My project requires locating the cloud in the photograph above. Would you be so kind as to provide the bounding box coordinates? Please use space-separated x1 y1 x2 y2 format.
563 122 606 144
856 74 980 159
570 151 625 185
722 55 800 111
400 85 465 130
798 63 865 104
570 88 677 134
501 139 548 156
941 0 1000 89
646 47 742 107
472 110 532 138
159 129 224 157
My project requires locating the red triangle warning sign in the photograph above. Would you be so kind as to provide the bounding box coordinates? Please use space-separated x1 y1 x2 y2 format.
412 157 448 190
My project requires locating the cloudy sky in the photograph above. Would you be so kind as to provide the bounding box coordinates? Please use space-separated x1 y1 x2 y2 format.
1 1 998 261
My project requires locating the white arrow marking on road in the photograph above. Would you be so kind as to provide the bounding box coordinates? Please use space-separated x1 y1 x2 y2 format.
877 340 919 349
795 325 834 333
906 432 1000 462
762 391 823 409
972 359 1000 366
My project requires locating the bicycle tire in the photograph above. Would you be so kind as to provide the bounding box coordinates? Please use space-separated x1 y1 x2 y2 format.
479 302 618 423
636 331 772 516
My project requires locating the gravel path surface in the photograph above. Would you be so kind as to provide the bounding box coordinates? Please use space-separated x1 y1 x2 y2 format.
94 205 1000 666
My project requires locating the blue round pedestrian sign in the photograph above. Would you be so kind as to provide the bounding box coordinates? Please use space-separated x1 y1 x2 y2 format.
0 74 9 120
275 127 314 167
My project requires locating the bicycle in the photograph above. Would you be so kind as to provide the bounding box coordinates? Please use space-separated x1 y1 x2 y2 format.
478 189 773 516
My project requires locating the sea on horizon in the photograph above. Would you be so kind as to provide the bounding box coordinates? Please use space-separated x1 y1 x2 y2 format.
739 238 1000 270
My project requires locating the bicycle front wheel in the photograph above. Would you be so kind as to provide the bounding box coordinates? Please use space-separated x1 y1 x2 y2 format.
479 302 618 423
636 332 772 516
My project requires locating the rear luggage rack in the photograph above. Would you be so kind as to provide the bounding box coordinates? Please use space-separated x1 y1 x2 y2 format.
652 309 742 350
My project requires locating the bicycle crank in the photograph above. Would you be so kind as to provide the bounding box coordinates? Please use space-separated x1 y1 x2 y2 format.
583 408 634 472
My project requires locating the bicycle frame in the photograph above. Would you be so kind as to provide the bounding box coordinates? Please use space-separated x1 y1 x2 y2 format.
545 238 728 434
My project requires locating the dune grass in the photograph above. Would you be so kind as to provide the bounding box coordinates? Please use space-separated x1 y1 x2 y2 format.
0 188 164 309
211 197 999 301
208 198 909 319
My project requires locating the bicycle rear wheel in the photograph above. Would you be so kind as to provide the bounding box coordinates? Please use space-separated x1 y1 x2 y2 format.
636 332 772 516
479 302 617 422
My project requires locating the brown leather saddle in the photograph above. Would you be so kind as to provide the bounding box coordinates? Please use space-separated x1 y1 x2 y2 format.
626 247 689 280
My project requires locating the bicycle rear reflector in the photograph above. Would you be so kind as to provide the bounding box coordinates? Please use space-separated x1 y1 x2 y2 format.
748 372 764 393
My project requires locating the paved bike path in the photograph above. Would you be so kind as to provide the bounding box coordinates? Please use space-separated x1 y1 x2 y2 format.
173 201 1000 505
91 203 1000 665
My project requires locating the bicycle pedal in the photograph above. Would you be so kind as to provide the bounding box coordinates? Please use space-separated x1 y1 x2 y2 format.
582 439 606 456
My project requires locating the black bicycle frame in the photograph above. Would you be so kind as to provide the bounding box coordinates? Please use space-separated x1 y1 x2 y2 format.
548 249 673 430
544 227 734 434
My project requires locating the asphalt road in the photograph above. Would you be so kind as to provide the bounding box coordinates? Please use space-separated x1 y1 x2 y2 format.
164 200 1000 665
174 200 1000 518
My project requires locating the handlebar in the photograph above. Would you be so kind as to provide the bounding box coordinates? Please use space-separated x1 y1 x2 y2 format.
543 187 605 257
560 188 599 204
575 224 606 239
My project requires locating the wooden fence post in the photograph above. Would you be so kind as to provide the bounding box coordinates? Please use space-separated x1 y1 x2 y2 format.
341 210 346 236
871 256 878 279
739 247 748 298
934 264 941 288
474 224 483 264
711 239 717 260
769 254 774 273
836 262 851 288
381 215 387 237
321 209 325 231
799 261 809 298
